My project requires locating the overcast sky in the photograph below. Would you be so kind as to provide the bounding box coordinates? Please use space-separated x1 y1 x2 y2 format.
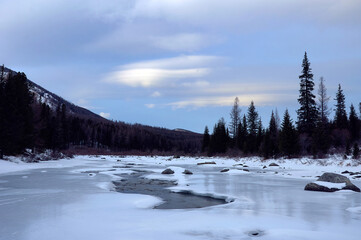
1 0 360 133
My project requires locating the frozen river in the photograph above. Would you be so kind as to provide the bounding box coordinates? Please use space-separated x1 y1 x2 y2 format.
1 156 361 240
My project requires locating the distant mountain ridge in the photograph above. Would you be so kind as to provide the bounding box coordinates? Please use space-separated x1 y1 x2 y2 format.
3 67 103 121
1 66 202 154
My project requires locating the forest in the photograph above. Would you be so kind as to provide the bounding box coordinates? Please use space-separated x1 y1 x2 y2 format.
0 66 201 157
1 53 360 159
202 52 361 159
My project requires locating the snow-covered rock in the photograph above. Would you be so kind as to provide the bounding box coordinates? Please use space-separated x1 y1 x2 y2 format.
305 172 360 192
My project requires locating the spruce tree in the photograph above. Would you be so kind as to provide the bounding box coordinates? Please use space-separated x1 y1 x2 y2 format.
297 52 318 133
202 126 210 153
353 143 360 160
279 109 299 157
349 104 360 141
334 84 348 129
237 115 248 152
229 97 241 141
317 77 331 123
247 101 259 153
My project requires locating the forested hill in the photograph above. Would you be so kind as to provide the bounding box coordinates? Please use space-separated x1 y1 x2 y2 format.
2 67 103 121
0 66 202 156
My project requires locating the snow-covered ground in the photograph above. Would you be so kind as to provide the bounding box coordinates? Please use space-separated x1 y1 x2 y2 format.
0 155 361 240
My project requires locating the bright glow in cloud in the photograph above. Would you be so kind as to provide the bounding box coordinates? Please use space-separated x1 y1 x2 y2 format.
103 55 221 88
168 94 295 109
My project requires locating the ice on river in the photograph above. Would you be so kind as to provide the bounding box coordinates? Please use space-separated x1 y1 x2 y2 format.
0 155 361 240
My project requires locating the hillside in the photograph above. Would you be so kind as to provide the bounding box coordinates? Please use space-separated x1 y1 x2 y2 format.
0 67 202 155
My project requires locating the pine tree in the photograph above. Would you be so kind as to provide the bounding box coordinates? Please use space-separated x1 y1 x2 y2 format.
317 77 331 123
264 111 279 158
247 101 259 153
353 143 360 160
279 109 299 157
202 126 210 152
334 84 348 129
209 118 228 154
297 52 318 133
229 97 241 141
349 104 360 141
237 115 248 152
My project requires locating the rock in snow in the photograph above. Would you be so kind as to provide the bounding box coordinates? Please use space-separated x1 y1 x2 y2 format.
269 163 279 167
305 172 360 192
161 168 175 174
220 168 229 173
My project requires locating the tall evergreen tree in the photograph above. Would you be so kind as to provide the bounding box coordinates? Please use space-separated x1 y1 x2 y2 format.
317 77 331 123
209 118 228 154
334 84 348 129
349 104 360 141
246 101 259 153
263 111 279 158
297 52 318 133
279 109 299 157
237 115 248 152
201 126 210 153
229 97 241 141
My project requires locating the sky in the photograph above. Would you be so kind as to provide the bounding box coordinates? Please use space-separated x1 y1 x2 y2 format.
1 0 360 133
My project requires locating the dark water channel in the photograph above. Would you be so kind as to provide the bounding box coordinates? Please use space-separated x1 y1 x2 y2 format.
112 170 227 209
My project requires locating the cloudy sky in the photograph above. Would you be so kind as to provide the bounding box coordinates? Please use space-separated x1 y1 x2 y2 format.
1 0 360 133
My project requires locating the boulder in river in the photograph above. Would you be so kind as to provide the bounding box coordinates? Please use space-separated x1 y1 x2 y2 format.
183 170 193 175
197 161 216 165
161 168 175 174
220 168 229 173
269 163 279 167
305 172 360 192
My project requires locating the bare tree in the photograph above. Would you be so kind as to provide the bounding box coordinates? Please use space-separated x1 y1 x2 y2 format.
317 77 331 123
229 97 241 139
275 108 280 131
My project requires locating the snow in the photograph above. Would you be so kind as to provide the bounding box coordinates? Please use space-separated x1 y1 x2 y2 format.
314 181 346 189
0 155 361 240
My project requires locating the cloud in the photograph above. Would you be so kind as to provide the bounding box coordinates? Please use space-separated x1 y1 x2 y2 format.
99 112 111 118
168 94 295 109
151 91 161 97
145 104 155 108
103 55 221 88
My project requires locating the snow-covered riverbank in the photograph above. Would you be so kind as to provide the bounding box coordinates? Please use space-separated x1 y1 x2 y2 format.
1 155 361 240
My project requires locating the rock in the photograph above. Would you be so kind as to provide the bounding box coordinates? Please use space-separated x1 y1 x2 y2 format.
263 166 267 169
269 163 279 167
243 169 250 172
304 182 337 192
161 168 175 174
305 172 360 192
173 155 181 159
183 169 193 175
341 170 350 174
197 161 216 165
243 165 249 168
220 168 229 173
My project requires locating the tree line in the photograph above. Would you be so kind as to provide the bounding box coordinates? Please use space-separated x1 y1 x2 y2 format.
0 66 201 157
202 52 361 159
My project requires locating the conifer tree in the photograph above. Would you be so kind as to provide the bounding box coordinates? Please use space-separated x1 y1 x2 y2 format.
229 97 241 141
247 101 259 153
209 118 228 154
317 77 331 123
353 143 360 160
334 84 348 129
263 111 279 158
202 126 210 153
237 115 248 152
279 109 299 157
349 104 360 141
297 52 318 133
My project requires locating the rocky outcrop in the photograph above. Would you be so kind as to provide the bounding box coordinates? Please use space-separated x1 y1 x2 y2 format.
161 168 175 174
305 172 360 192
